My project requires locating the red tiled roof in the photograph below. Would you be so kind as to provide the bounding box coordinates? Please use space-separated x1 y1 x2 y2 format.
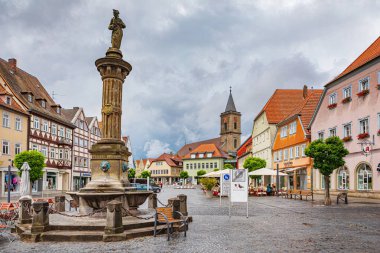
183 143 228 159
237 136 252 158
330 36 380 84
177 137 222 157
280 89 323 132
255 89 306 124
0 85 28 115
152 153 183 167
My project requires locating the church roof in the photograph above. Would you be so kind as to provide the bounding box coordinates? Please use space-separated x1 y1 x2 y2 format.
225 90 237 112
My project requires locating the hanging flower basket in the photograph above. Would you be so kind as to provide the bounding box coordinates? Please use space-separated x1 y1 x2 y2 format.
357 89 369 97
341 97 351 104
357 132 369 139
327 103 337 109
342 136 352 142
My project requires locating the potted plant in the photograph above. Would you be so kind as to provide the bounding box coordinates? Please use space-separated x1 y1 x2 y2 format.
327 103 337 109
200 178 217 198
357 132 369 139
341 97 351 104
357 89 369 97
342 136 352 142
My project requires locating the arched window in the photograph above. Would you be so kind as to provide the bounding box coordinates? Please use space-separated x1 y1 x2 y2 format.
337 167 349 190
357 163 372 190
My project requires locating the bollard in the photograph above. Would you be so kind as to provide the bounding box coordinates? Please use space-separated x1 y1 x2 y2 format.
31 201 49 233
168 197 180 219
54 195 66 212
19 197 32 224
177 194 188 216
103 200 125 242
148 193 157 209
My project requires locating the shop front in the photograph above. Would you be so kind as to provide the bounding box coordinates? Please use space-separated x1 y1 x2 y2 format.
0 167 21 196
73 171 91 191
283 166 311 190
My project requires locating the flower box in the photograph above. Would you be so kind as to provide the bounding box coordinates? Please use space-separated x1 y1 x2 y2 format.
342 136 352 142
341 97 351 104
357 132 369 139
357 89 369 97
327 103 337 109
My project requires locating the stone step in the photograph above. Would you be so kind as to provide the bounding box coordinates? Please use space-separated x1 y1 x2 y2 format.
48 219 155 231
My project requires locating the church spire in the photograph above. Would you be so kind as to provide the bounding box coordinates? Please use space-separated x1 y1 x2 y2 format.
225 87 237 112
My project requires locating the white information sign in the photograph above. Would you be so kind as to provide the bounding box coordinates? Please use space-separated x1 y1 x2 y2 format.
220 171 231 196
230 169 248 203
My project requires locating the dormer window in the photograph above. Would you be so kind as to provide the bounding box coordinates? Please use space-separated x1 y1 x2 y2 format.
28 94 33 102
5 96 11 105
206 152 213 158
190 154 196 159
41 100 46 108
199 153 204 158
57 107 61 114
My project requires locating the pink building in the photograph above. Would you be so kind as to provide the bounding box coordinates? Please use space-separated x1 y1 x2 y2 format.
310 36 380 198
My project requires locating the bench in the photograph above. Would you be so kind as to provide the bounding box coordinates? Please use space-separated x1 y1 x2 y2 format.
337 192 348 204
154 207 188 241
299 190 313 201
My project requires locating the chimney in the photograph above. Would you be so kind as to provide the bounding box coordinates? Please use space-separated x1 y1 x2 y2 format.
73 107 79 110
303 85 308 99
8 58 17 73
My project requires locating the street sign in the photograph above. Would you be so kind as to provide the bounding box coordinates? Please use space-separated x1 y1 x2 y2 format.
223 174 230 181
230 169 248 203
220 171 230 196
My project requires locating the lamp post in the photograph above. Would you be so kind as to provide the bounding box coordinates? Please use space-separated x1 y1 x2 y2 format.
7 159 12 203
276 161 279 197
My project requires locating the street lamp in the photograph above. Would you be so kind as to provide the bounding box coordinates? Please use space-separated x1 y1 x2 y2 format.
276 158 280 197
7 159 12 203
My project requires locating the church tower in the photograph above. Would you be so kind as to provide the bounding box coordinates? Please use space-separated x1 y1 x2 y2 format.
220 88 241 154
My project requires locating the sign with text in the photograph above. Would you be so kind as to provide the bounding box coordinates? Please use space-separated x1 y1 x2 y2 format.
230 169 248 203
220 170 231 196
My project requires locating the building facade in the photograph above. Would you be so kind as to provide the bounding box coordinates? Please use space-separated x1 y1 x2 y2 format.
310 37 380 198
0 83 29 196
0 58 75 192
149 153 182 184
236 136 252 169
272 89 323 190
183 143 228 183
135 158 152 177
63 107 101 191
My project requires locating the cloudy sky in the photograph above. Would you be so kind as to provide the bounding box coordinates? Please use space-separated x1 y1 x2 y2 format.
1 0 379 159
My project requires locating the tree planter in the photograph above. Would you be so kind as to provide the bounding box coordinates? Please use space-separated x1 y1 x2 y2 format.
327 103 337 109
357 133 369 139
342 136 352 142
341 97 351 104
357 89 369 97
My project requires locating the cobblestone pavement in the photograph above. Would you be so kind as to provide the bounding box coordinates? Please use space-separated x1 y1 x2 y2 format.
1 186 380 253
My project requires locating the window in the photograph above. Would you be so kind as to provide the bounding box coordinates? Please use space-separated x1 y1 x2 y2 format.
32 144 38 151
34 117 40 129
56 107 61 114
186 164 189 170
64 150 69 160
337 167 349 190
66 129 72 139
234 139 237 149
41 146 47 157
59 127 64 137
84 140 88 148
199 153 204 158
343 86 351 98
206 163 209 169
206 153 212 158
278 150 282 161
27 94 33 102
79 139 84 147
329 93 337 105
274 151 278 162
210 163 214 169
289 122 297 135
359 118 369 134
2 113 10 128
214 162 217 168
42 120 48 132
74 137 79 145
59 150 63 159
280 126 288 138
190 163 193 170
301 144 306 157
318 131 324 140
359 77 369 91
2 141 9 154
295 146 300 158
284 149 288 161
329 127 337 137
190 154 196 159
343 124 352 138
50 148 55 159
202 163 205 169
5 96 11 105
51 124 57 135
15 117 21 131
234 122 237 129
224 122 227 131
41 100 46 108
15 143 21 154
289 147 293 159
357 163 372 190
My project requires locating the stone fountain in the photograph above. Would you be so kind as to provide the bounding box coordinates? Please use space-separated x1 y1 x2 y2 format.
68 10 152 215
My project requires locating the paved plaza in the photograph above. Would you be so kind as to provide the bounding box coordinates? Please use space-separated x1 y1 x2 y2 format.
1 186 380 253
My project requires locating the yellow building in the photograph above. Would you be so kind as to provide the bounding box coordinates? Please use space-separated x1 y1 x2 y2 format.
149 153 183 185
0 82 28 196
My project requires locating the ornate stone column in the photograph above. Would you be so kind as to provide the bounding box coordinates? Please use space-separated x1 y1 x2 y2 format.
19 197 32 224
31 201 49 233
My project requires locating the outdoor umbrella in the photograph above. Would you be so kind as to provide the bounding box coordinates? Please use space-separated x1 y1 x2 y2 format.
248 168 288 176
201 169 231 177
19 162 32 199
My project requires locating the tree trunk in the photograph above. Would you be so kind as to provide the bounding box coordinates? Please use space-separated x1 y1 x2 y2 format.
324 175 331 206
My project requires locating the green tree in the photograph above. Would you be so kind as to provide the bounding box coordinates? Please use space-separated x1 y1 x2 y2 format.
140 170 151 178
223 163 234 169
128 168 136 179
180 171 189 179
14 150 45 183
305 136 349 205
243 157 266 177
197 170 207 177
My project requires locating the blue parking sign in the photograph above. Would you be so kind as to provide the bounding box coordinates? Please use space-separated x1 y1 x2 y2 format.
223 174 230 181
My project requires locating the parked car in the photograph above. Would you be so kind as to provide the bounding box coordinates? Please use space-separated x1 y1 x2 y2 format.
131 178 159 187
130 183 161 193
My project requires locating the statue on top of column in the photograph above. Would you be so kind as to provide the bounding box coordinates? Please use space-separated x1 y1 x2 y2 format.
108 9 126 50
